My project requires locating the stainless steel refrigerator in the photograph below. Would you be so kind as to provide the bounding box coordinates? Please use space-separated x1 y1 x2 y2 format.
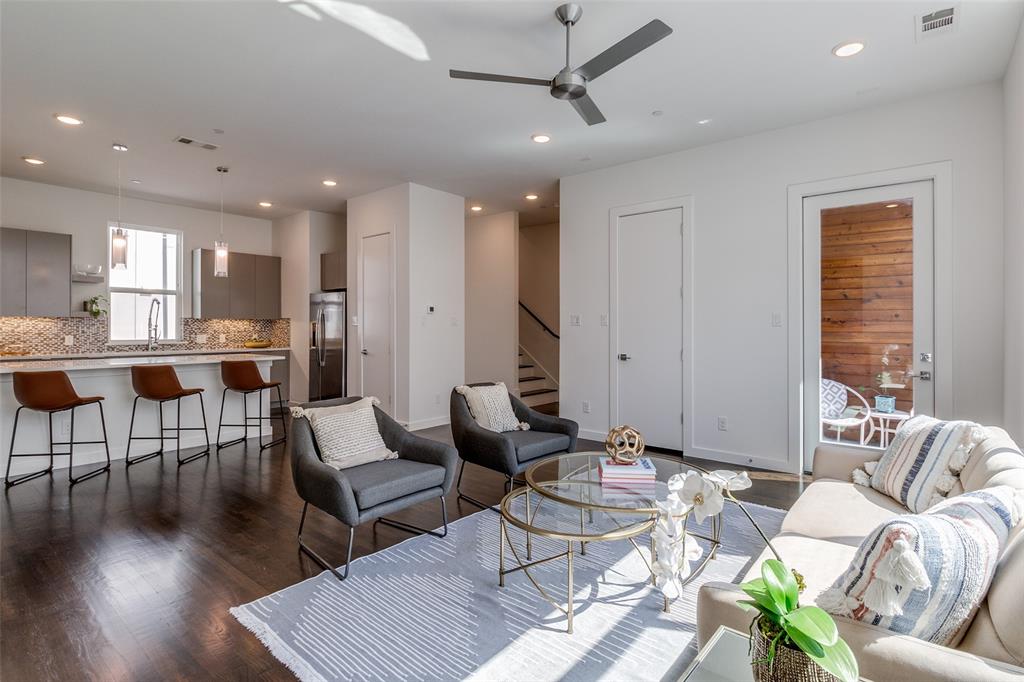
309 292 347 401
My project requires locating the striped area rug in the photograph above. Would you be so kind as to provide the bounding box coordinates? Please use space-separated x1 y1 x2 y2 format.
231 501 784 681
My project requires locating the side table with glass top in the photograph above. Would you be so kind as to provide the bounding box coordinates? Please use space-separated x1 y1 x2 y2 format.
498 451 724 633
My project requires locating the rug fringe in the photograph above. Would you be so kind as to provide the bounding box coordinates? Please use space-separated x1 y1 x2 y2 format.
230 606 327 682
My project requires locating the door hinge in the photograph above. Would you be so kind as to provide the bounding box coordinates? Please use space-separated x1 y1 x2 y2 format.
681 413 684 424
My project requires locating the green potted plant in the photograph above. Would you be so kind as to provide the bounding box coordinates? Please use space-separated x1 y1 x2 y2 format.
740 558 858 682
84 294 108 318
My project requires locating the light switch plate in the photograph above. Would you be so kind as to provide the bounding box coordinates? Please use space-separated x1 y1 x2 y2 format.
599 314 608 327
219 334 226 343
64 335 74 346
770 312 783 328
582 401 591 413
196 334 208 344
569 314 581 327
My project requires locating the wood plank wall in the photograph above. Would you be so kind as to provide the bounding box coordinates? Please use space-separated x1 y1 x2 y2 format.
821 200 914 413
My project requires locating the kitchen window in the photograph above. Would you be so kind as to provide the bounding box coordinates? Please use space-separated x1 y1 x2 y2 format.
108 224 183 343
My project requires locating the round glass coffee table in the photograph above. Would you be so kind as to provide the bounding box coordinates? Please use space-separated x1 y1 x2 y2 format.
498 452 723 633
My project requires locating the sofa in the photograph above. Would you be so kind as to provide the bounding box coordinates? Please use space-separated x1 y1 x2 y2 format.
697 426 1024 682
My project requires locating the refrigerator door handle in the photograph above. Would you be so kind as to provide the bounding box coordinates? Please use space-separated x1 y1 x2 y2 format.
318 307 327 367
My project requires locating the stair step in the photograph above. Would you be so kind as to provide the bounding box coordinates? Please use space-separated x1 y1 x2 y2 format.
519 376 545 383
521 388 557 398
519 363 533 369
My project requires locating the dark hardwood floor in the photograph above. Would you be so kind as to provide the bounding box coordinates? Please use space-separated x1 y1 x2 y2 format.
1 422 800 681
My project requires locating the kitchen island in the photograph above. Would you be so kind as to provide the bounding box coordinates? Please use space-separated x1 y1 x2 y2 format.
1 354 285 477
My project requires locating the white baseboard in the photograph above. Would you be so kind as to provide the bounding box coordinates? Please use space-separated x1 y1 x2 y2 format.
407 416 450 432
579 428 608 442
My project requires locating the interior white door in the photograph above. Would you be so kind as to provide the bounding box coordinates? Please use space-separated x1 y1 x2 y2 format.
802 181 935 470
360 232 393 413
615 207 684 450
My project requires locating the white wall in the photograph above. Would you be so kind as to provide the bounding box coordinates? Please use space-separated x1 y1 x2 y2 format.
560 81 1006 472
466 211 519 389
347 182 464 428
273 209 347 403
408 184 465 428
519 221 559 381
1005 20 1024 442
0 177 272 318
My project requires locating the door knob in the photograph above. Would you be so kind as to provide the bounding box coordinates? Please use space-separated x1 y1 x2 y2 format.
618 353 631 361
361 349 369 356
906 371 931 381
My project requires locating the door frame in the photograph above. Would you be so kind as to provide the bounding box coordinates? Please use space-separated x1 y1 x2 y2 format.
357 230 397 415
787 162 953 479
608 196 694 449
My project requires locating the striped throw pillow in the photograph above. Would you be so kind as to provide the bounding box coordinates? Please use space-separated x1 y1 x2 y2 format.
817 486 1023 646
292 397 397 470
864 415 985 512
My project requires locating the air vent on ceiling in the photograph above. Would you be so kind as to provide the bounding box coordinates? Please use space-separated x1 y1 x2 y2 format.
916 6 958 42
173 135 219 151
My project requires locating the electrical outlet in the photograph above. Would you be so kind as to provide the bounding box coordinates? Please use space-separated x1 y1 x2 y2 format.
60 419 71 437
196 334 208 344
582 401 591 414
219 333 226 343
64 335 74 346
770 312 783 328
717 416 728 431
569 314 581 327
599 314 608 327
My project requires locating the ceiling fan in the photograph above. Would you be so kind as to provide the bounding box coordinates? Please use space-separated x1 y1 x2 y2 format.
449 3 672 126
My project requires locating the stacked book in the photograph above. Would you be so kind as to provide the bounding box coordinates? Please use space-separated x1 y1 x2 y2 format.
598 457 657 498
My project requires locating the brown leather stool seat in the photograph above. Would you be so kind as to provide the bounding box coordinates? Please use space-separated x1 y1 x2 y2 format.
5 371 111 487
125 365 210 467
216 360 287 452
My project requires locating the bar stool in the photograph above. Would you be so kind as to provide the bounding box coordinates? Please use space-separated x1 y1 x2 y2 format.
216 360 287 451
125 365 210 466
5 371 111 487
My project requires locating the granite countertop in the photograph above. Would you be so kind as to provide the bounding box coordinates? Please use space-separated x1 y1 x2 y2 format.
0 347 291 362
0 353 286 375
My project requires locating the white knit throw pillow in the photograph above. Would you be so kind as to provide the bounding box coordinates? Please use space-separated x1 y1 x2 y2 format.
456 383 529 433
291 397 396 470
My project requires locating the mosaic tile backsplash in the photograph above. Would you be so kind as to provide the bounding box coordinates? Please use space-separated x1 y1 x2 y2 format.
0 317 291 356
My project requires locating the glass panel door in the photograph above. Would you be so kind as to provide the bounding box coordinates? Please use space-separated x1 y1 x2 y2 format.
803 182 934 467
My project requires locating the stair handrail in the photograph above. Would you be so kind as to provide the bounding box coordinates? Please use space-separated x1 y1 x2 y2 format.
519 301 560 340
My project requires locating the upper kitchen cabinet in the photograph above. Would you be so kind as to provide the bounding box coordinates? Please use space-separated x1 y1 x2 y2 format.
320 251 346 291
1 227 71 317
192 248 281 319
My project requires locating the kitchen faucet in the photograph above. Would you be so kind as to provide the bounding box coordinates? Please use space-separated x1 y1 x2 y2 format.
147 298 161 351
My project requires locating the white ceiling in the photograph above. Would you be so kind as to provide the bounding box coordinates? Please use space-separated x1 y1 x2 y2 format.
2 1 1021 224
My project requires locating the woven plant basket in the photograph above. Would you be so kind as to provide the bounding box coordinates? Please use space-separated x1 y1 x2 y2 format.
750 618 838 682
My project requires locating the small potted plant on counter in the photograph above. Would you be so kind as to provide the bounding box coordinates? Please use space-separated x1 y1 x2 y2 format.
740 558 858 682
84 294 108 318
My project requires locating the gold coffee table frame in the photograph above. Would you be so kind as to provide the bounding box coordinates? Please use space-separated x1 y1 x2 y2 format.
498 452 723 634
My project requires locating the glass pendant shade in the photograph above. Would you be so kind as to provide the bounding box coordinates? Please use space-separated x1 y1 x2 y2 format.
214 240 229 277
111 227 128 270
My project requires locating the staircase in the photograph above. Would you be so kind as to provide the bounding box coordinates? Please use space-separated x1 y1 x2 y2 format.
518 347 558 408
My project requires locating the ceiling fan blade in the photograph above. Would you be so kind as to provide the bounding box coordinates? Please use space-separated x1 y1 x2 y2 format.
574 19 673 82
571 94 606 126
449 70 551 87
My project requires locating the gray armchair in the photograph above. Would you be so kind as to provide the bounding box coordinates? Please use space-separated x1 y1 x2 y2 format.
450 383 578 509
290 397 458 580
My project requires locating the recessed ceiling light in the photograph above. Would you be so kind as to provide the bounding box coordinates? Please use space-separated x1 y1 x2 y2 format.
130 179 142 184
54 114 83 126
832 41 864 58
525 194 539 201
470 205 483 212
259 201 273 208
885 203 899 208
651 110 664 117
531 134 551 144
22 156 45 165
697 118 712 125
112 143 128 152
322 179 337 187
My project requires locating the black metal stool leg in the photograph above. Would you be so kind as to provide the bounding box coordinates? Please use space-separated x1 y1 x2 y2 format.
177 394 211 466
68 405 109 486
4 407 56 488
216 389 249 450
258 387 287 451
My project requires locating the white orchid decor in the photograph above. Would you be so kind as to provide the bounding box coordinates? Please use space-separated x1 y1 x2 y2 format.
651 469 754 598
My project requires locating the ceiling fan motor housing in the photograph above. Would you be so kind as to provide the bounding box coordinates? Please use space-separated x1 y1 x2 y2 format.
551 69 587 100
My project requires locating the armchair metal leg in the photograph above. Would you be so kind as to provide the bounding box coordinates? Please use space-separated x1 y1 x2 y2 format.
456 460 500 513
376 496 449 538
297 502 354 581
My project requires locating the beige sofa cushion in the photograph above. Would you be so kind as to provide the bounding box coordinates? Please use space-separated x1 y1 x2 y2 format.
740 534 858 599
960 427 1024 493
780 478 905 546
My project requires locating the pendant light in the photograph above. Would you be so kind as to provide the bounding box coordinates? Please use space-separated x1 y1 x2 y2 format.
110 143 129 270
214 166 229 277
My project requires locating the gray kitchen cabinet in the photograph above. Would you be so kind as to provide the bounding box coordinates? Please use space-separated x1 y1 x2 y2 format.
192 248 281 319
192 249 230 318
320 251 346 291
1 228 27 316
253 254 281 319
1 227 71 317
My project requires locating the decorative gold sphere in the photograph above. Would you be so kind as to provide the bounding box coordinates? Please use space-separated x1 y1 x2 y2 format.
605 425 645 464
